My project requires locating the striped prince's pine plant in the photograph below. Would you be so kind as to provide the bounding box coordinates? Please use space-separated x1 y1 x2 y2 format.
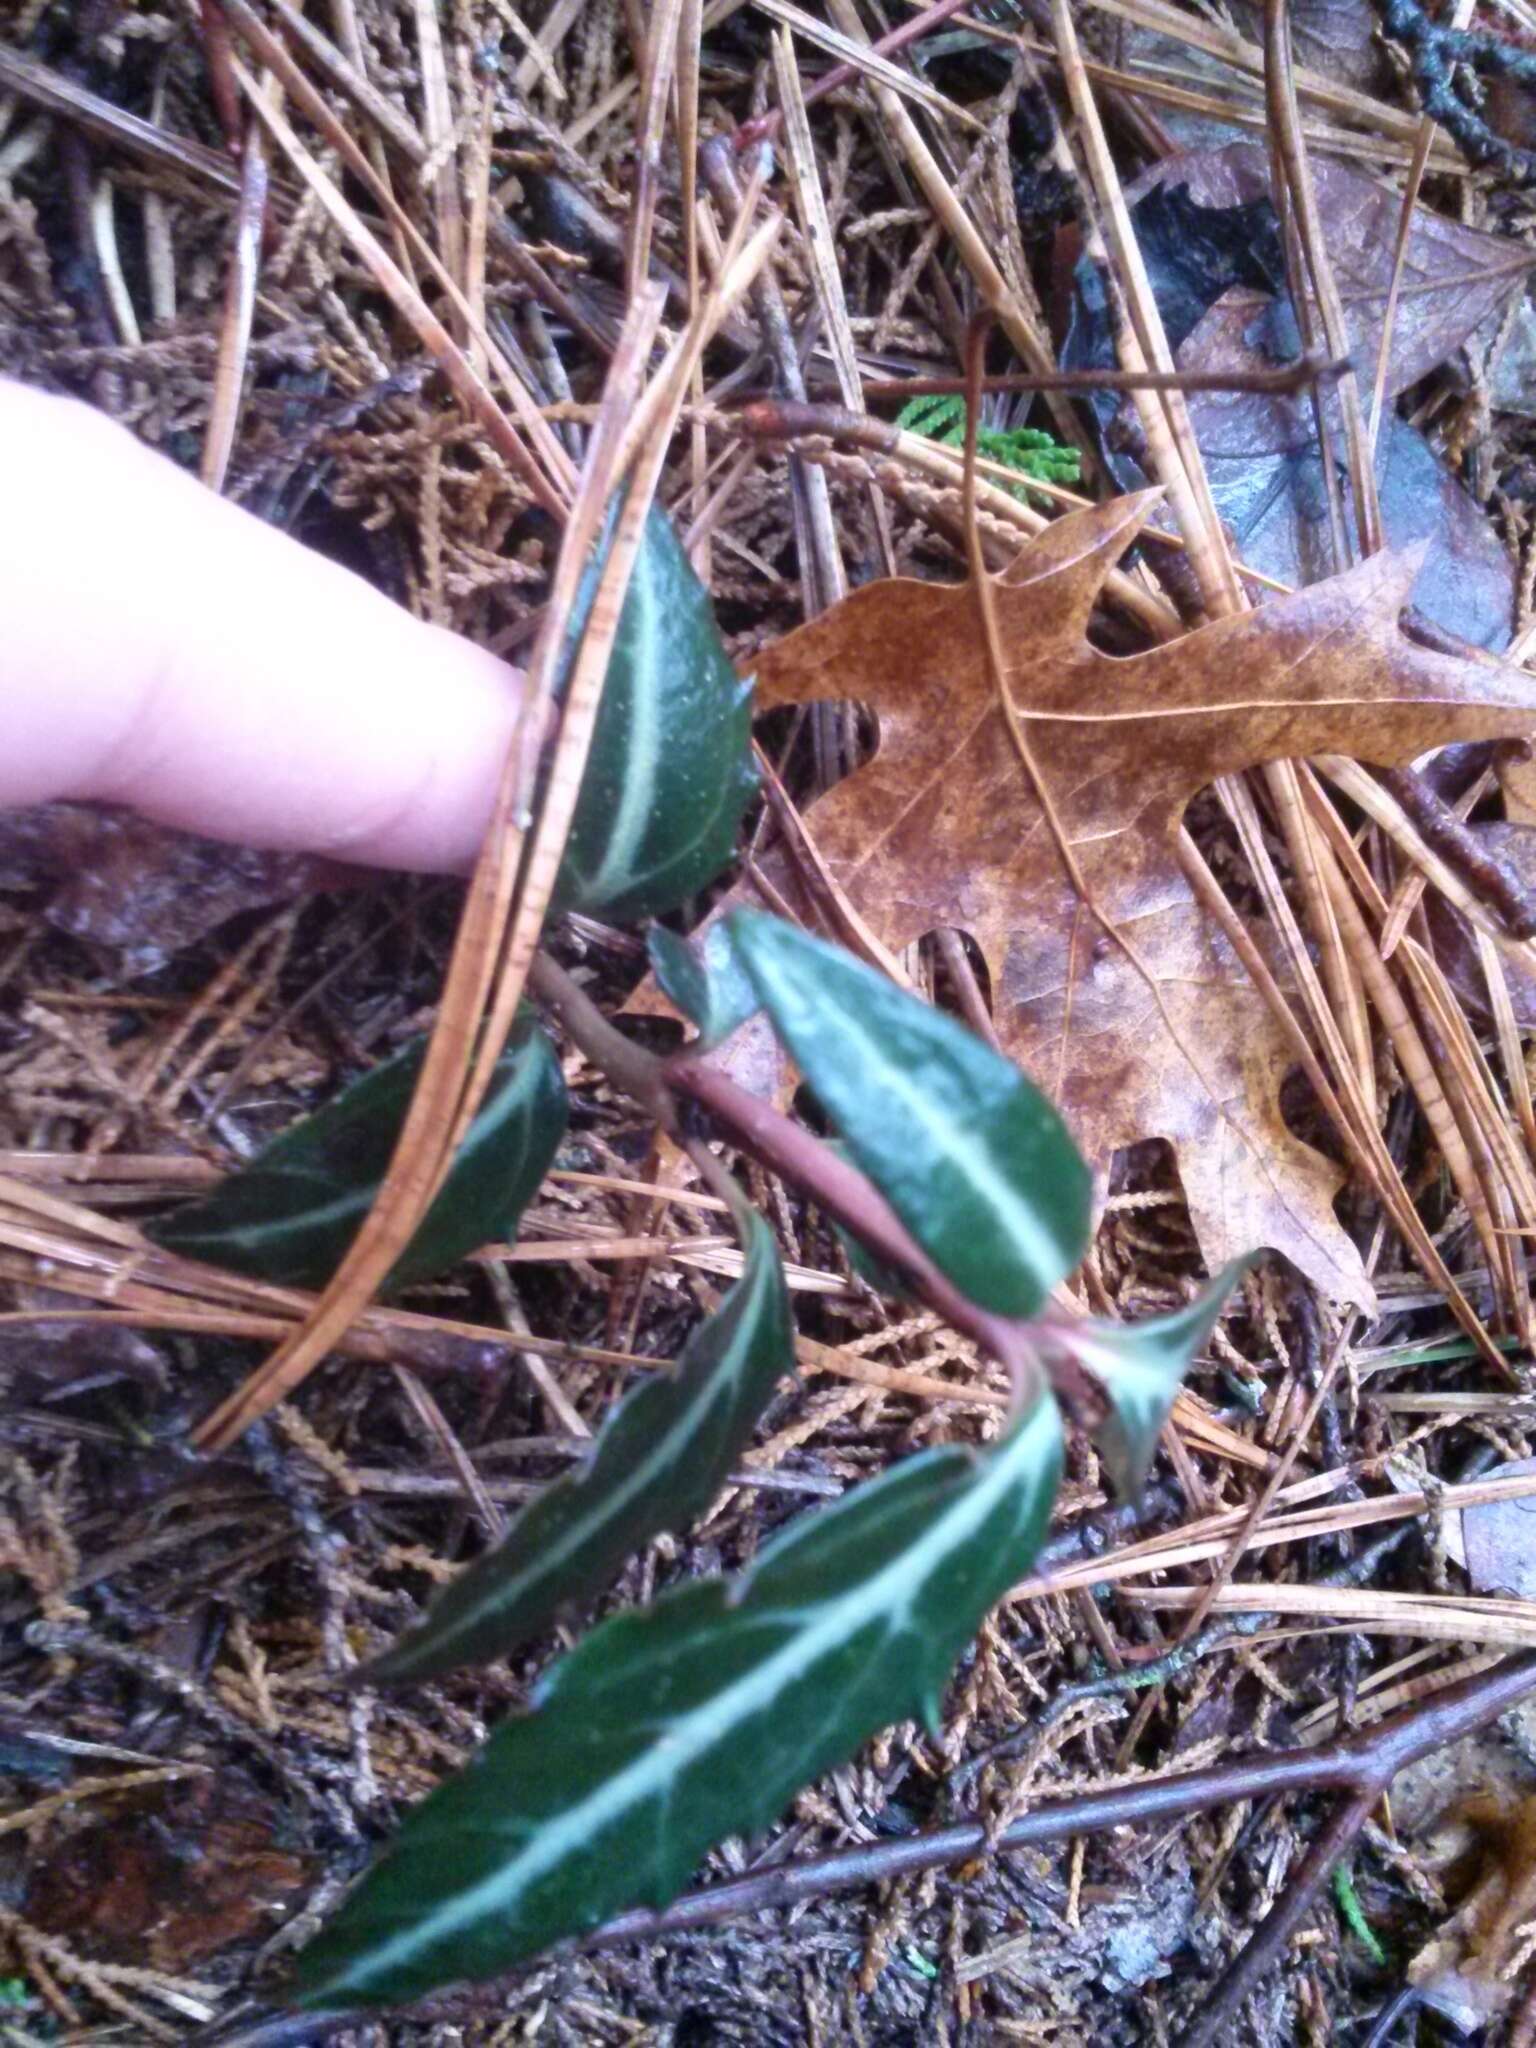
154 498 1247 2017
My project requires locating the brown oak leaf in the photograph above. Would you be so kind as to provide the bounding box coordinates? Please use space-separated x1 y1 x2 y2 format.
746 494 1536 1309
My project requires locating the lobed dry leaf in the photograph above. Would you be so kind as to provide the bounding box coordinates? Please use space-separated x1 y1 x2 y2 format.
748 493 1536 1307
1125 143 1531 400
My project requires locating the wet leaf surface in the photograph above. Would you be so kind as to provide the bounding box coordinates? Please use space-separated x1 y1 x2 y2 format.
147 1011 566 1290
557 505 758 923
0 803 343 975
729 910 1091 1318
646 919 762 1049
366 1205 792 1681
1068 1262 1247 1498
1065 142 1530 646
296 1393 1063 2006
747 495 1536 1307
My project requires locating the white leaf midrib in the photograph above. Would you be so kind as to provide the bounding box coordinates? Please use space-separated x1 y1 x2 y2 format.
398 1255 771 1668
333 1405 1056 1993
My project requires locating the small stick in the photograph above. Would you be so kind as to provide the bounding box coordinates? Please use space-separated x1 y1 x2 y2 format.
239 1650 1536 2043
853 352 1350 400
1374 763 1536 938
733 0 980 151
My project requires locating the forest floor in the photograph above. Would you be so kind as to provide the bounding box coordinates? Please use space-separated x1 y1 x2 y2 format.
10 0 1536 2042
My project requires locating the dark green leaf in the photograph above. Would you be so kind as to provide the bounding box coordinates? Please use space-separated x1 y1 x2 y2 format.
294 1391 1063 2006
366 1205 792 1682
1070 1261 1247 1498
147 1016 566 1292
727 910 1091 1318
556 506 758 923
646 920 761 1049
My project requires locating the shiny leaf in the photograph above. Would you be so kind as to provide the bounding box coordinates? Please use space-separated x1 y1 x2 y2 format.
147 1016 566 1291
294 1391 1063 2006
646 920 761 1049
746 493 1536 1310
556 506 758 923
365 1205 792 1682
727 910 1091 1318
1069 1261 1247 1498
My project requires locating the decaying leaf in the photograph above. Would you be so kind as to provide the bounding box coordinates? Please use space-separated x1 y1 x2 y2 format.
1430 820 1536 1025
0 803 343 974
1122 145 1530 415
24 1769 315 1973
747 494 1536 1307
1406 1788 1536 2031
1377 1688 1536 2029
1066 143 1530 648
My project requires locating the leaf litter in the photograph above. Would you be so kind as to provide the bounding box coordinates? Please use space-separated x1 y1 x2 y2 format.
7 1 1536 2042
1066 140 1531 644
743 492 1534 1306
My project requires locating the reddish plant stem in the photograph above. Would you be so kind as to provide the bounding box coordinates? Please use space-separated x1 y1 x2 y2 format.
735 359 1346 455
581 1649 1536 1962
524 956 1536 2024
199 0 245 156
247 1650 1536 2046
526 952 1101 1421
202 1656 1536 2048
670 1054 1067 1409
1187 1788 1376 2048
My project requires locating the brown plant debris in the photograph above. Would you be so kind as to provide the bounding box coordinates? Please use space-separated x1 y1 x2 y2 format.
748 491 1535 1307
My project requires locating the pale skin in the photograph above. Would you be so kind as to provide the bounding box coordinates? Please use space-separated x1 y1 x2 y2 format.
0 379 528 875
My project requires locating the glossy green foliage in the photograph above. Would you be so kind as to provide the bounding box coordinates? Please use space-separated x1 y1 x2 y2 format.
1069 1262 1247 1497
556 505 758 922
727 911 1091 1318
147 1016 566 1292
294 1391 1063 2006
646 920 761 1049
366 1208 792 1682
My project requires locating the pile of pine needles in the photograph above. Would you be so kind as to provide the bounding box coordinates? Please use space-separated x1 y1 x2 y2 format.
7 1 1536 2041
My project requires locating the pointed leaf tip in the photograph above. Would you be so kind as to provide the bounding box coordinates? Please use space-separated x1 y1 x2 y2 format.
646 920 762 1051
365 1206 792 1683
293 1390 1063 2007
1070 1260 1248 1499
147 1013 567 1292
726 910 1091 1318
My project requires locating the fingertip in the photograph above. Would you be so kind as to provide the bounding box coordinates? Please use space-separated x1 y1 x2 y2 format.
0 376 531 875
